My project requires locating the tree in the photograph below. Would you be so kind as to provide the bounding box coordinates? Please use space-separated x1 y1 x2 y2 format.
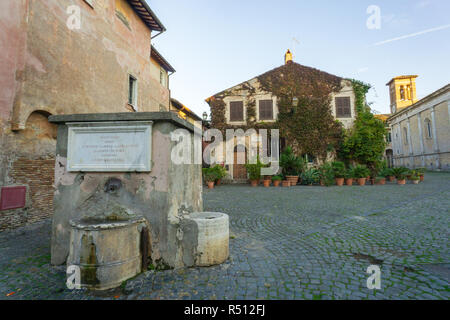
338 80 387 171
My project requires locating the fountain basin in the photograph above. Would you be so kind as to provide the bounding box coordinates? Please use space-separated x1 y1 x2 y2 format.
187 212 229 266
67 216 147 290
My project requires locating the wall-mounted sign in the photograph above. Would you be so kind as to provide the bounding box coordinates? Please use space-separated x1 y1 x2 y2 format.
0 186 27 211
67 121 152 172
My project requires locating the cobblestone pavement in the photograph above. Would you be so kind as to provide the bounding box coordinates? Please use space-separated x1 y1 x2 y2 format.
1 172 449 300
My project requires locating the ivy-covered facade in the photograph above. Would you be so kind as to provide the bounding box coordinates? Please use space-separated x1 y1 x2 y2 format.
205 51 362 181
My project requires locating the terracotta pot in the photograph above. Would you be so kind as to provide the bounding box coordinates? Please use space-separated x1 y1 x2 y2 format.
273 180 281 187
215 179 221 186
250 180 258 187
282 180 291 187
357 178 366 186
387 175 395 182
376 178 386 185
263 180 271 188
207 181 215 189
286 176 299 186
335 177 344 186
412 180 419 185
397 179 406 185
420 175 424 182
345 178 353 186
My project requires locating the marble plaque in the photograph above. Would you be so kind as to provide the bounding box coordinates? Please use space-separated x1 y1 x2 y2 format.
67 122 152 172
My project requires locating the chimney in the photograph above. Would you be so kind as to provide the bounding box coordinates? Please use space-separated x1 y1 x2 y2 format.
285 49 293 64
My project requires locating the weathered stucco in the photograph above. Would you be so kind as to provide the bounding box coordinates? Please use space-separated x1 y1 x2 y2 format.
0 0 171 230
50 113 203 269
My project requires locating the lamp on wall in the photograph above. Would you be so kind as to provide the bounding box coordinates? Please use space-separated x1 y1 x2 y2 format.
202 112 208 121
293 97 299 107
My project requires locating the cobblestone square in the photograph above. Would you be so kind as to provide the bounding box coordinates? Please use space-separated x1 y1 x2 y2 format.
0 172 449 300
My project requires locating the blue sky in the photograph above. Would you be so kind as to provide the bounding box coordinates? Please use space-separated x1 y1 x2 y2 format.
148 0 450 117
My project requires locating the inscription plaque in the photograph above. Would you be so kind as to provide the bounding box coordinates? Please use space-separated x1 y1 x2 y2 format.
67 121 152 172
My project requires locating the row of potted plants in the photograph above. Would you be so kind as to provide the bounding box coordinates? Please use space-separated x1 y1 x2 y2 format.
244 162 427 188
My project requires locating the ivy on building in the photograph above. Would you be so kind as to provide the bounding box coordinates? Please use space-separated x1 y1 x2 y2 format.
209 62 345 160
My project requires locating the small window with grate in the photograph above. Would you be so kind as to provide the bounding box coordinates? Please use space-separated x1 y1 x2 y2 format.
128 75 138 108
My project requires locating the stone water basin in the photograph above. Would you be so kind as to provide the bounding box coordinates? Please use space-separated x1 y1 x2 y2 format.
67 216 147 290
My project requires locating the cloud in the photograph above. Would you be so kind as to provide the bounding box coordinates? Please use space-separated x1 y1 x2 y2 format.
371 24 450 46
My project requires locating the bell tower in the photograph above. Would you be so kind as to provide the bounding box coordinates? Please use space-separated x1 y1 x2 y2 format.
285 49 293 64
386 75 418 114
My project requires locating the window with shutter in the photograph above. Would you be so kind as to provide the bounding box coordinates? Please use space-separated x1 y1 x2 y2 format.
259 100 273 120
229 101 244 122
335 97 351 118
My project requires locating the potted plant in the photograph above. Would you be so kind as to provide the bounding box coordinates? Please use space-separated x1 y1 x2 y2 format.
318 162 334 187
391 167 409 185
416 167 426 181
282 180 291 187
280 147 305 186
211 164 227 186
331 161 346 186
272 175 282 187
245 157 263 187
263 179 271 187
410 173 420 184
202 168 218 189
301 168 320 186
345 166 355 186
379 168 393 183
353 165 370 186
375 176 386 185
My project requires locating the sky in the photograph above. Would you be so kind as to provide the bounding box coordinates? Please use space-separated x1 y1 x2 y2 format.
147 0 450 117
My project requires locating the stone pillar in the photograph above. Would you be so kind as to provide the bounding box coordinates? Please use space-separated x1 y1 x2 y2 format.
430 107 440 168
406 118 413 167
417 113 425 167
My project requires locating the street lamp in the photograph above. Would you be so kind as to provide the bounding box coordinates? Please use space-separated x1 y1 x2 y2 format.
202 112 208 121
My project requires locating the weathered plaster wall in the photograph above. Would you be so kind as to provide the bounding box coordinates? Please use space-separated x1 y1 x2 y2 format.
51 116 203 268
1 0 169 231
12 0 158 128
149 57 170 111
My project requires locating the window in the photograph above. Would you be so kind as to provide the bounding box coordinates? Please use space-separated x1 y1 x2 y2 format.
387 132 392 143
425 119 432 139
406 85 412 100
400 86 405 100
229 101 244 122
259 100 273 120
335 97 351 118
128 75 137 108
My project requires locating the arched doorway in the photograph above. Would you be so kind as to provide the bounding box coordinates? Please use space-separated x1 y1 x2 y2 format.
10 111 57 224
